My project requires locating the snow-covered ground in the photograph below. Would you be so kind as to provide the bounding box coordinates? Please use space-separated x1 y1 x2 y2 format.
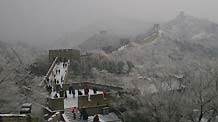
48 61 104 109
51 89 103 108
48 61 69 89
48 61 115 122
65 89 103 109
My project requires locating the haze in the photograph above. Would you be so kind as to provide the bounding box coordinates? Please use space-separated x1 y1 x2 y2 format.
0 0 217 47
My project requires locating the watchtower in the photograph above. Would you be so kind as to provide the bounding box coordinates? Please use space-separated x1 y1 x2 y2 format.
49 49 80 63
153 24 159 33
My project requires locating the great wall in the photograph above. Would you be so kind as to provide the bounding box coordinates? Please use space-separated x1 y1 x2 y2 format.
0 24 160 122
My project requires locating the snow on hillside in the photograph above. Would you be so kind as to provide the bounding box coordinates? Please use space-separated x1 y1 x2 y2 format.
0 41 47 115
99 13 218 89
162 12 218 47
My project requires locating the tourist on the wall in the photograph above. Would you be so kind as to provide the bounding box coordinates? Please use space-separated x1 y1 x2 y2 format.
78 90 83 96
59 89 64 97
82 109 88 122
93 114 100 122
93 87 97 94
84 87 89 95
46 77 49 82
79 108 84 119
72 106 77 120
69 86 72 94
61 76 63 81
64 90 67 98
54 93 58 98
72 87 75 98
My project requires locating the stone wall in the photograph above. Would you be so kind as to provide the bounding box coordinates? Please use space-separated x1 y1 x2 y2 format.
78 93 112 109
62 82 123 92
47 98 64 112
0 114 41 122
83 105 108 116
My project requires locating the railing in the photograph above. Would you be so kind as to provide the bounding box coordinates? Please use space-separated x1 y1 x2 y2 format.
47 112 61 122
40 57 58 87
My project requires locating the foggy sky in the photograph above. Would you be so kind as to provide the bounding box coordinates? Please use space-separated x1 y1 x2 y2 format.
0 0 217 46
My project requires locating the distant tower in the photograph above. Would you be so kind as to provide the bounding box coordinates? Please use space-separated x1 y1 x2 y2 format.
179 11 185 19
153 24 159 33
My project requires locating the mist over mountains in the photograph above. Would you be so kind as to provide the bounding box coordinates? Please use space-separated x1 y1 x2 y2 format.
0 0 218 121
0 12 218 120
110 12 218 60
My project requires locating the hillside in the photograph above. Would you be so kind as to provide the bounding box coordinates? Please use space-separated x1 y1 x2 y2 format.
79 13 218 93
0 41 47 116
109 13 218 66
162 12 218 47
79 31 123 52
56 18 152 49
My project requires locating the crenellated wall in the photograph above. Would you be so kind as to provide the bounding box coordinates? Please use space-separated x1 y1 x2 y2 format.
78 93 113 116
49 49 80 63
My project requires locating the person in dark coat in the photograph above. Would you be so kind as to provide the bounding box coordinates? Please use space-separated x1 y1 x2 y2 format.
64 90 67 98
46 78 49 82
59 89 64 97
83 109 88 121
93 87 97 94
69 86 72 94
54 93 58 98
93 114 100 122
79 108 84 120
78 90 83 95
72 87 75 98
61 76 63 81
54 79 56 84
84 88 89 95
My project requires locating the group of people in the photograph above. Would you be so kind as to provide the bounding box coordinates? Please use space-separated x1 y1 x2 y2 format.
54 89 68 98
55 69 61 74
63 62 68 68
68 85 76 98
53 85 98 98
72 107 100 122
51 62 68 98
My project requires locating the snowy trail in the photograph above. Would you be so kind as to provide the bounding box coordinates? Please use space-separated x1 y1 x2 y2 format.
48 61 69 89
